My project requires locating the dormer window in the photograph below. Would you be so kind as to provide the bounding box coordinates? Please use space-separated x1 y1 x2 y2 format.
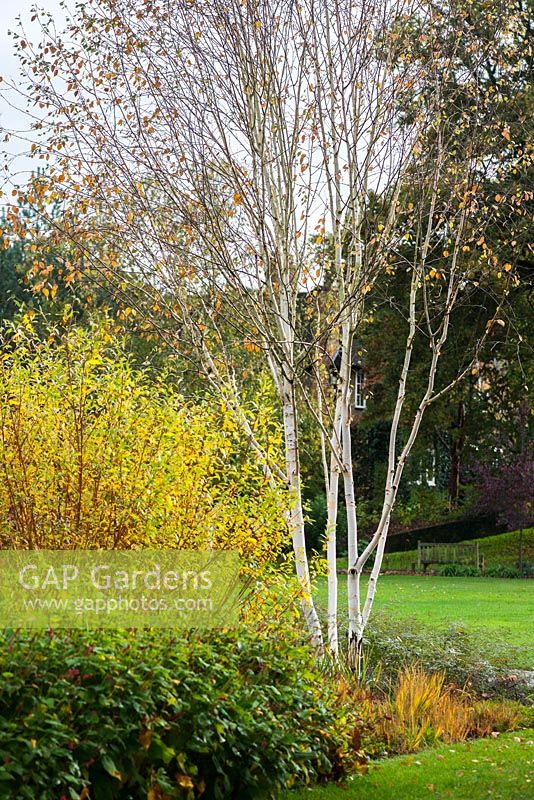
330 346 367 412
353 367 366 409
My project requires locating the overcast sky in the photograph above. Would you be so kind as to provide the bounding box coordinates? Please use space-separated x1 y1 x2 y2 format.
1 0 65 188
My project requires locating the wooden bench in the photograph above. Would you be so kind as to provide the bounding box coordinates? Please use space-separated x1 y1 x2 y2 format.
417 541 484 572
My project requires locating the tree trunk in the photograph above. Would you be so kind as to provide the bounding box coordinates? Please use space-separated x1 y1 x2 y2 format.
282 378 324 652
342 393 361 666
449 401 466 509
336 322 361 666
325 395 343 656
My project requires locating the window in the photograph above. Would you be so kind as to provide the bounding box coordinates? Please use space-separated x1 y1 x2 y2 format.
353 368 366 409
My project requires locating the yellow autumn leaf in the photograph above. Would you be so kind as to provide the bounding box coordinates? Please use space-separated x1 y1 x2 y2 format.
176 774 195 789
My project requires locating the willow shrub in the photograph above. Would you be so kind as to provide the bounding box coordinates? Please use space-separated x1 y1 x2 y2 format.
0 319 286 560
0 628 362 799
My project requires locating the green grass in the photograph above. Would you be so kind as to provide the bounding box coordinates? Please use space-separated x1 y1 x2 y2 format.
314 575 534 663
381 528 534 572
284 730 534 799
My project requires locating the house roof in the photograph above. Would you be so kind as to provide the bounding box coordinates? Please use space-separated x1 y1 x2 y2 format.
331 344 365 372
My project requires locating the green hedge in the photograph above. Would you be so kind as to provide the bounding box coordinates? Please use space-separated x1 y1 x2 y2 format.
382 528 534 573
0 629 359 800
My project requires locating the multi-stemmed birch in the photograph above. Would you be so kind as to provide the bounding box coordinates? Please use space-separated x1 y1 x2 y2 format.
5 0 513 659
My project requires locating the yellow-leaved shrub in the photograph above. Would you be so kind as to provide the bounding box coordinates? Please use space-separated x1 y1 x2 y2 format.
0 320 287 560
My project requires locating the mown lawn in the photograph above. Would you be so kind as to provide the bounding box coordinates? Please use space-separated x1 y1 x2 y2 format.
381 528 534 572
314 575 534 663
284 730 534 800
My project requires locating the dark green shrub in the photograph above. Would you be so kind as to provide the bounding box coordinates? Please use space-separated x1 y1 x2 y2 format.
484 565 522 579
0 628 361 799
305 492 347 553
438 564 480 577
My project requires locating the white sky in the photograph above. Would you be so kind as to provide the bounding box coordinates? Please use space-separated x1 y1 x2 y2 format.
0 0 65 188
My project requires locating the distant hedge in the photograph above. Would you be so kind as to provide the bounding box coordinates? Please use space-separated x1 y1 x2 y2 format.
383 528 533 573
0 629 360 799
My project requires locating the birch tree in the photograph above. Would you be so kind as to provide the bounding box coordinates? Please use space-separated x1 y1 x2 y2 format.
3 0 520 659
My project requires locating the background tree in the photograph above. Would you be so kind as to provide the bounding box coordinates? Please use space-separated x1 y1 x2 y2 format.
3 0 526 661
472 402 533 571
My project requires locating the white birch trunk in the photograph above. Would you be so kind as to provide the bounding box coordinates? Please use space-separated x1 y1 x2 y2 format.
325 394 343 655
338 329 361 666
351 270 419 662
282 377 324 652
356 221 465 644
342 406 362 667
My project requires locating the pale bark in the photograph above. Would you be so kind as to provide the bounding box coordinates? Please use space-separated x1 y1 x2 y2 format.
325 394 343 655
338 325 362 664
355 208 470 643
282 377 323 651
